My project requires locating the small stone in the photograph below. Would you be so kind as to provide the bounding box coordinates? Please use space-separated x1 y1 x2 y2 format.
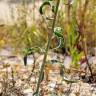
63 56 72 69
25 92 33 96
48 82 56 88
23 88 33 93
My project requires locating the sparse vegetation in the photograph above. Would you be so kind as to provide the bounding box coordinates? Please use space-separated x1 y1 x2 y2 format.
0 0 96 96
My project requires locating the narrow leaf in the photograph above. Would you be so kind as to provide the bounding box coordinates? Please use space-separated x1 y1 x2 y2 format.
23 55 27 66
40 71 44 82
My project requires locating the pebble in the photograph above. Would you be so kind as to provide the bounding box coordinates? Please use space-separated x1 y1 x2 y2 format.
63 56 72 69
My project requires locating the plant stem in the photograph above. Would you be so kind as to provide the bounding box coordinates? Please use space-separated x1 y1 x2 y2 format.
67 0 71 24
78 0 93 78
33 0 60 95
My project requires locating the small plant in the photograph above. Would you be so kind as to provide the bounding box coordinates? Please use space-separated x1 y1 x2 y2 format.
33 0 94 95
33 0 61 95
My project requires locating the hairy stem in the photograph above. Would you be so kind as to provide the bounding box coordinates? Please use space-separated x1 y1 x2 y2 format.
33 0 60 95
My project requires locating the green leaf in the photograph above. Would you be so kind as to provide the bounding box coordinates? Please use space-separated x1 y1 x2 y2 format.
23 47 33 55
54 27 63 38
53 27 65 49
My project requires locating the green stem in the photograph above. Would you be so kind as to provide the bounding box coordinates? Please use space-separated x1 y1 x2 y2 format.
33 0 60 95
